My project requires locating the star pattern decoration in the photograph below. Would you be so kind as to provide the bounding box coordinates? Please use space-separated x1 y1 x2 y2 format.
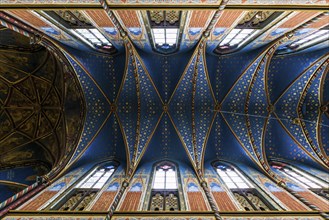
275 55 329 167
2 7 328 180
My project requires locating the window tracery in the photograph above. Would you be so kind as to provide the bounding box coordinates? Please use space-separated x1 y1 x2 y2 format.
52 164 116 211
271 162 329 201
149 162 180 211
214 162 274 211
215 11 282 54
277 26 329 53
146 10 182 54
41 10 114 52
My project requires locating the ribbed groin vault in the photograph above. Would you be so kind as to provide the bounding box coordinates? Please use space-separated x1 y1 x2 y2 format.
0 28 85 203
0 1 328 220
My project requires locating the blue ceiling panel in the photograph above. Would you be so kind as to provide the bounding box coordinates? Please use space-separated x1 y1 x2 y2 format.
299 58 328 161
64 53 111 165
265 117 324 169
117 55 138 164
274 55 329 165
246 47 276 167
206 49 261 103
221 55 265 163
65 47 126 102
268 48 329 104
204 113 254 165
194 51 215 165
320 115 329 157
140 113 190 166
169 55 197 162
134 56 163 165
137 48 194 103
70 114 127 169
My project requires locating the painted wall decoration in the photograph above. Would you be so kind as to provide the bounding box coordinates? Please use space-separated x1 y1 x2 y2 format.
272 168 328 211
18 165 88 211
185 174 209 211
90 165 125 211
204 162 239 211
119 167 148 211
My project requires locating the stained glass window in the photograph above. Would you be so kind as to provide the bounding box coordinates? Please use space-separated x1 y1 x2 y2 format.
288 29 329 50
216 165 253 189
272 162 329 200
73 29 112 50
76 166 115 189
147 10 181 54
52 164 116 211
153 164 178 190
214 162 274 211
272 163 327 189
150 162 180 211
152 28 178 47
219 29 258 49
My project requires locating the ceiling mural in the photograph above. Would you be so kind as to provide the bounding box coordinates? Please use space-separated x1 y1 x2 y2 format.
0 1 329 204
0 28 85 197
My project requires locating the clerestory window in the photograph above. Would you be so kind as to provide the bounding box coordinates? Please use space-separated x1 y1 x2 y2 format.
288 29 329 50
215 11 282 54
217 28 258 51
149 162 180 211
214 162 275 211
271 162 329 201
52 164 116 211
42 10 114 52
73 28 112 50
147 10 182 54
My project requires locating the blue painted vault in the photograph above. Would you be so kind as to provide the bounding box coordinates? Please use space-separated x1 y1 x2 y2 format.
0 7 329 204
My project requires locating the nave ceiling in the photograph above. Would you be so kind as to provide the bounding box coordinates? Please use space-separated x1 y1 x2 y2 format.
0 0 328 202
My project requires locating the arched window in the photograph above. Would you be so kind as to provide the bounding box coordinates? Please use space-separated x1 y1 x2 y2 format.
149 162 180 211
41 10 115 53
271 162 329 201
214 162 275 211
52 163 116 211
145 10 183 54
277 26 329 54
214 11 282 54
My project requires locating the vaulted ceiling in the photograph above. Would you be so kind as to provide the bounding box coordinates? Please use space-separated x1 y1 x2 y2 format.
0 28 85 201
0 0 328 199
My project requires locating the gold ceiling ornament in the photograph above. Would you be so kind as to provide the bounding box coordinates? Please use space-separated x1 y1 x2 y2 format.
0 29 85 172
54 10 91 27
166 11 180 24
239 11 275 26
149 10 180 25
149 11 165 24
